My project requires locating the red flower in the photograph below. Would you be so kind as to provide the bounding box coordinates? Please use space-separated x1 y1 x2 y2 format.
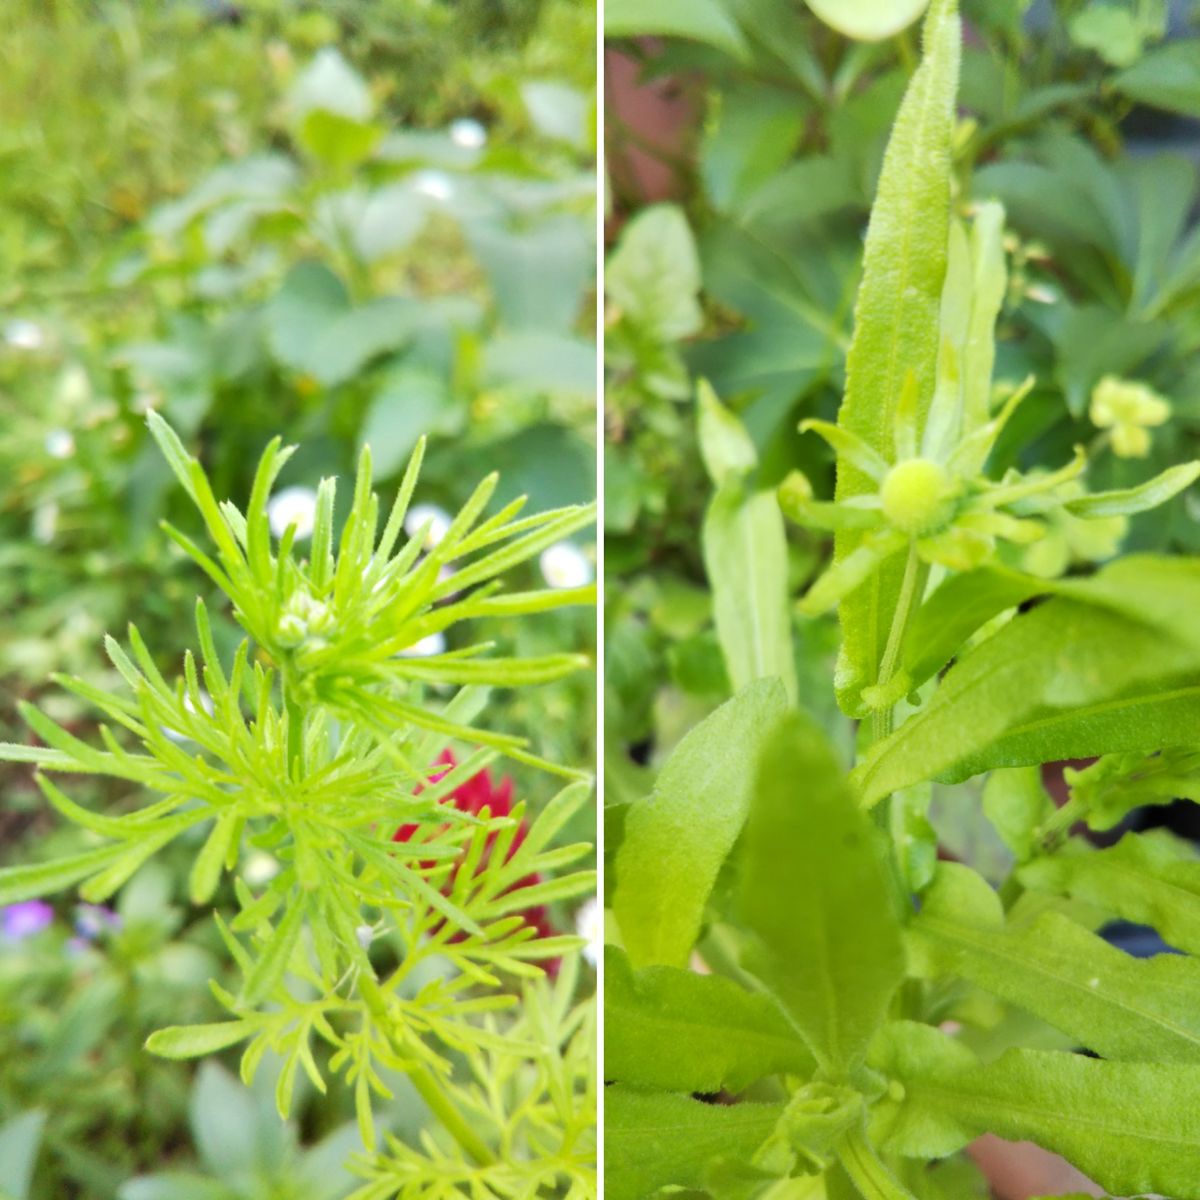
394 751 556 954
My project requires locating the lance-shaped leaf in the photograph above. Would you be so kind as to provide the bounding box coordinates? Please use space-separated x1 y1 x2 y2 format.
613 679 788 967
872 1023 1200 1197
605 1086 783 1200
1021 831 1200 957
737 713 904 1075
909 862 1200 1062
855 558 1200 805
831 0 960 715
604 945 814 1093
699 383 797 705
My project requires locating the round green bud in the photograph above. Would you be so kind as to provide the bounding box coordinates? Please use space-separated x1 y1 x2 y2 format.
880 458 957 536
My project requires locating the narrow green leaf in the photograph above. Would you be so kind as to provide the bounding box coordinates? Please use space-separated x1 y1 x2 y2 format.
241 896 306 1005
605 1086 783 1200
697 380 757 484
1021 831 1200 957
738 713 905 1074
189 811 240 905
874 1023 1200 1197
909 862 1200 1062
832 0 960 715
146 1021 259 1059
613 679 789 968
604 945 815 1093
0 844 128 905
1064 461 1200 518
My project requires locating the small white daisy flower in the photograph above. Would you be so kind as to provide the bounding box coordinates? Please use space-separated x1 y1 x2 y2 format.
405 502 452 548
412 170 455 202
5 319 45 350
32 502 59 545
575 897 600 967
44 429 76 459
449 117 487 150
267 485 318 540
540 541 593 589
400 631 447 658
243 852 280 886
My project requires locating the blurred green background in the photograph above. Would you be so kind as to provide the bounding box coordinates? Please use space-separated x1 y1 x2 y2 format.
0 1 596 1195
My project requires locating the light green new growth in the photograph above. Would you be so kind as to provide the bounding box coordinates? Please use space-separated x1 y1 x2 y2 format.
0 416 598 1197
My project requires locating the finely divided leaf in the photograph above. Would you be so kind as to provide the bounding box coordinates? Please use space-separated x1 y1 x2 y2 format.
604 945 814 1093
737 714 904 1074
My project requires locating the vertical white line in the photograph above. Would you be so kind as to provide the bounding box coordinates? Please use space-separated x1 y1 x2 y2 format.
593 0 606 1190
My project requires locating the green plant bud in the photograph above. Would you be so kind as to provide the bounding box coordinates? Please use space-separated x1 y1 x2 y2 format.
276 612 307 647
880 458 957 536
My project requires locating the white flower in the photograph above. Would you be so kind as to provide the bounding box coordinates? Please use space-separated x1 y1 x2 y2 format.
412 170 455 202
267 485 318 540
355 923 376 950
44 430 76 459
32 502 58 545
575 897 600 967
5 319 45 350
400 631 446 658
243 852 279 886
405 502 452 548
449 117 487 150
540 541 593 589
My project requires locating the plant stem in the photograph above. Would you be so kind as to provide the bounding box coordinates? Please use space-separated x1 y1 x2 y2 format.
409 1065 497 1167
284 681 305 780
357 972 496 1167
838 1126 918 1200
869 544 925 746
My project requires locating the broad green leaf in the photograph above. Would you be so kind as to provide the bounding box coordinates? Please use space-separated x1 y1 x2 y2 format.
856 559 1200 805
604 945 815 1093
359 367 461 479
738 713 904 1074
607 205 703 344
805 0 930 41
265 262 417 387
613 678 789 967
873 1024 1200 1197
701 394 797 704
1115 40 1200 118
604 0 750 60
1021 831 1200 957
981 766 1053 863
605 1086 783 1200
466 215 592 334
909 863 1200 1062
901 565 1056 694
832 0 960 715
145 1020 259 1059
289 47 373 124
0 1111 44 1200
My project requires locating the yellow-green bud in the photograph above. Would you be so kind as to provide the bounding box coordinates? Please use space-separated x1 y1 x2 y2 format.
1089 376 1170 459
880 458 957 536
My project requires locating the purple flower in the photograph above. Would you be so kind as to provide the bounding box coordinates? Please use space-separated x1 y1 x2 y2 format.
74 904 121 940
2 900 54 941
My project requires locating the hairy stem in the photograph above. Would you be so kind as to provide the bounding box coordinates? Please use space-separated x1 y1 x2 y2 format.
869 543 925 747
